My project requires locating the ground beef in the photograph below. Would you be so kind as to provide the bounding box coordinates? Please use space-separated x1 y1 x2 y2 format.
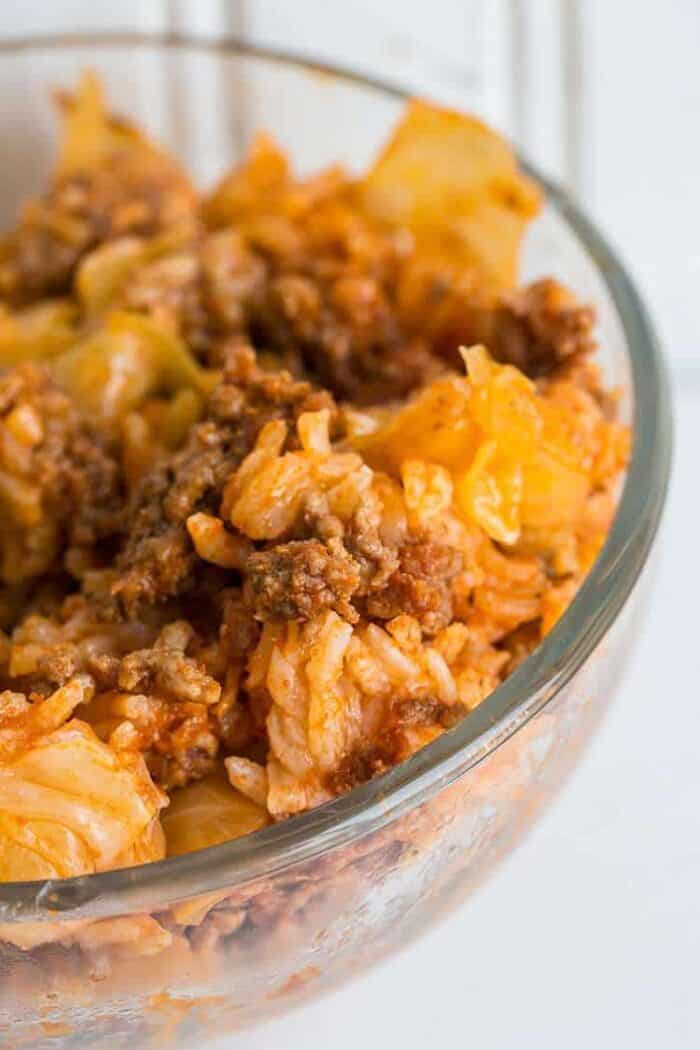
111 347 338 617
14 641 81 691
432 277 597 380
63 425 124 553
0 150 197 306
122 230 268 366
112 688 221 791
7 606 228 789
0 364 122 591
147 740 219 792
110 422 239 616
246 539 361 622
325 745 395 795
365 541 462 634
201 231 268 345
488 278 597 377
256 271 441 404
342 499 399 593
122 249 210 355
219 590 260 661
390 696 467 730
118 646 221 706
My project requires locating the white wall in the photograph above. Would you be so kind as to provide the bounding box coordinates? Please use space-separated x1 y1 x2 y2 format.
582 0 700 363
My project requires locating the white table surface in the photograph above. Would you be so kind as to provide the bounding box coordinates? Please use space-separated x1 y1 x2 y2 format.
213 372 698 1049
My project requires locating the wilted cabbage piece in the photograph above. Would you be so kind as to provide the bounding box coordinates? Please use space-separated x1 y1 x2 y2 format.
0 300 78 367
162 770 270 857
357 375 478 476
75 227 193 318
55 69 181 183
0 685 167 880
52 310 215 421
361 100 541 290
0 70 197 306
353 345 591 547
203 132 291 229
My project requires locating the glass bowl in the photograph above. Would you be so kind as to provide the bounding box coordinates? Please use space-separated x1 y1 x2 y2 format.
0 32 671 1050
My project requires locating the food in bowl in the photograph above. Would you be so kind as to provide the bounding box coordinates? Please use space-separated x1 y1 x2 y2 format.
0 73 629 884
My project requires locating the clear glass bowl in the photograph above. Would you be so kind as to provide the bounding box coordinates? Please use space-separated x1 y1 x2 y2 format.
0 33 671 1049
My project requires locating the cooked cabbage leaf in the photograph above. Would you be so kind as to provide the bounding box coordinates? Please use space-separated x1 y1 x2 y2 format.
52 310 216 420
0 718 167 880
163 770 269 857
361 100 541 290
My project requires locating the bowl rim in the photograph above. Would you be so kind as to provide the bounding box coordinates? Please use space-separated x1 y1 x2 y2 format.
0 30 673 922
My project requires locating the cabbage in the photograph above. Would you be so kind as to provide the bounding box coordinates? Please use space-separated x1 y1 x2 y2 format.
162 770 269 857
361 99 541 290
76 237 146 316
76 228 195 317
0 719 167 880
56 69 192 192
53 311 216 421
0 300 77 366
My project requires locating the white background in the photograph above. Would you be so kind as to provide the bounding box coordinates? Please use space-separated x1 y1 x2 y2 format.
2 4 698 1047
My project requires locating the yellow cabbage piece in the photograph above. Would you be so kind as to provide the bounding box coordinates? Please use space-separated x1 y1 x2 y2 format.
76 227 194 317
155 386 206 449
0 718 167 881
453 347 590 540
56 68 140 176
163 770 270 857
361 100 541 290
356 345 591 546
56 69 192 192
53 311 216 420
356 375 479 475
0 300 78 366
203 132 290 229
455 440 523 546
76 237 147 316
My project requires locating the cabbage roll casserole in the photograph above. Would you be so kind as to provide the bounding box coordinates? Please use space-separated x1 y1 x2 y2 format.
0 74 629 880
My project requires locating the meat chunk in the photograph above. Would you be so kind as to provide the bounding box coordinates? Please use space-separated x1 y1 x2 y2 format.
258 272 441 403
489 278 597 377
246 539 361 622
110 421 240 615
0 162 197 307
122 230 268 365
122 249 210 356
430 277 596 381
111 347 337 617
325 746 395 795
0 74 197 306
365 541 462 635
118 646 221 706
390 696 467 729
201 230 268 342
0 364 122 591
341 495 399 592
